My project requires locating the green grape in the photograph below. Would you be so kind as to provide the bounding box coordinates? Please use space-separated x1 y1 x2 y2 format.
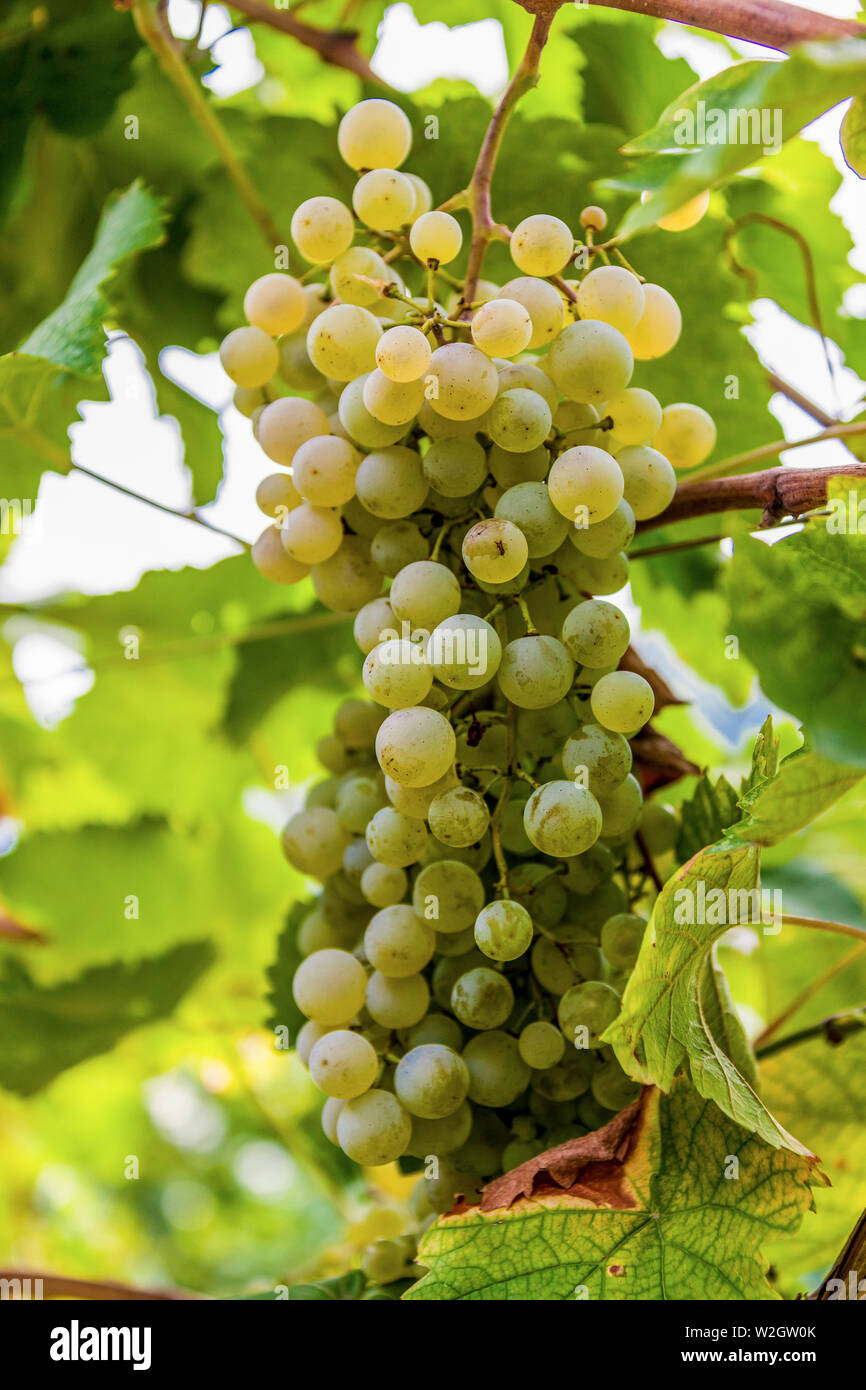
516 700 578 759
547 445 624 526
498 277 564 348
366 970 430 1028
502 1138 544 1169
625 283 682 360
548 320 633 405
421 436 488 498
308 1028 379 1099
385 765 458 818
653 402 717 471
530 1052 594 1101
543 1124 588 1147
510 214 574 277
531 935 602 994
394 1044 470 1118
560 843 616 896
473 900 533 961
571 499 635 558
572 877 628 931
281 806 352 879
252 526 309 586
463 1031 532 1107
406 1014 464 1051
575 266 645 333
604 387 662 447
640 801 679 855
616 445 677 520
355 446 428 519
471 298 532 357
413 860 485 935
453 1109 511 1176
365 807 428 869
337 374 408 449
596 772 644 837
293 948 368 1025
529 1092 577 1127
494 359 558 413
361 861 408 908
329 246 390 307
518 1021 566 1070
474 560 530 597
590 671 655 734
557 980 620 1048
364 904 434 976
352 168 415 231
485 388 552 453
293 435 359 508
497 635 575 710
591 1057 642 1111
317 734 353 774
376 325 432 382
510 861 568 929
451 967 514 1030
428 786 490 848
335 772 386 832
434 926 477 957
462 518 529 584
362 1239 409 1285
277 331 327 392
363 368 426 427
334 697 384 748
408 210 463 265
312 534 384 613
280 503 343 564
425 343 497 420
244 272 306 336
219 326 279 389
375 707 456 788
487 441 549 489
362 638 432 711
427 614 502 690
370 521 429 576
566 549 630 597
389 559 461 630
424 830 493 874
257 397 330 467
291 195 355 262
321 1096 346 1145
353 597 397 654
338 98 412 170
494 481 568 558
554 400 600 439
296 1018 332 1067
304 777 340 810
307 304 382 381
601 912 646 970
336 1088 411 1165
343 837 374 885
560 599 630 669
431 949 486 1010
417 400 482 440
406 1102 474 1160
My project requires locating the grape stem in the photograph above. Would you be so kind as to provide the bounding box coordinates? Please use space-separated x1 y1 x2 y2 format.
213 0 390 86
754 1005 866 1060
639 458 866 534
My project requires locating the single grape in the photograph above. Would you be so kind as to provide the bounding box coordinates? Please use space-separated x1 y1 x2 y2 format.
335 772 386 833
463 1030 532 1107
219 326 278 389
590 670 654 733
355 446 428 519
321 1096 346 1145
405 1101 473 1158
257 396 330 467
560 599 630 669
531 1052 595 1101
596 772 644 837
451 967 514 1030
296 1018 331 1066
353 168 415 231
547 444 624 526
255 472 302 520
244 273 306 336
428 786 490 848
389 559 461 630
625 283 681 360
486 388 552 453
498 277 565 348
307 304 382 381
385 765 458 819
336 1088 412 1165
292 947 368 1025
281 502 343 564
361 860 408 908
462 518 529 584
363 638 432 711
576 266 645 333
518 1021 566 1070
493 482 567 559
497 635 575 710
363 368 426 427
370 521 429 575
474 899 533 961
471 298 533 358
308 1029 379 1099
640 801 679 855
591 1057 642 1111
312 533 383 615
616 444 677 520
653 402 716 470
376 324 432 382
406 1014 464 1051
252 525 309 585
338 98 412 170
516 700 578 759
281 806 352 879
364 903 435 975
412 860 485 934
366 970 430 1029
604 387 663 447
365 806 429 869
523 781 602 857
425 343 498 420
337 374 408 450
571 499 635 558
510 214 574 277
291 196 355 263
421 436 487 498
601 912 646 970
409 211 463 265
557 980 621 1047
394 1044 470 1118
548 319 633 405
404 172 433 222
561 723 632 795
375 707 457 788
362 1239 409 1285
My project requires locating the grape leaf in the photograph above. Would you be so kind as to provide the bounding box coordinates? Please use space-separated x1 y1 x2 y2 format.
677 770 741 861
405 1080 818 1300
603 37 866 237
606 738 863 1152
841 93 866 176
265 900 312 1044
0 941 214 1095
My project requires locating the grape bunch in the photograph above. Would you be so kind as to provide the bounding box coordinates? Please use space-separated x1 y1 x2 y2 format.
219 98 700 1207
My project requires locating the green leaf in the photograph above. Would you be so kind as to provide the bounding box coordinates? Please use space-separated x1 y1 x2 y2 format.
265 900 312 1045
570 11 698 137
606 38 866 237
677 770 740 860
0 354 95 490
406 1081 817 1300
740 715 781 798
841 93 866 175
606 737 863 1151
0 941 214 1095
20 181 166 375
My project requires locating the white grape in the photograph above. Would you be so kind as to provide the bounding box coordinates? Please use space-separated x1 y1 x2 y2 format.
561 599 630 668
653 402 716 470
251 525 309 585
361 860 408 908
336 1089 412 1165
292 434 359 506
376 325 432 382
329 246 390 307
474 900 533 962
576 266 645 333
451 967 514 1030
338 373 408 449
394 1044 470 1119
471 298 532 358
625 283 681 360
256 396 330 467
497 635 575 710
462 518 529 583
363 904 435 974
463 1030 531 1107
421 436 487 498
309 1029 379 1099
523 780 602 857
281 502 343 564
498 277 564 348
571 499 635 558
596 772 644 837
244 273 306 336
389 559 461 630
255 472 302 519
353 168 415 231
338 99 412 171
425 343 498 421
510 214 574 277
428 786 490 847
307 304 382 381
590 670 655 733
409 211 463 265
366 971 430 1028
616 445 677 520
219 326 278 389
486 388 552 453
604 387 662 446
363 638 432 710
355 446 428 518
363 368 425 426
427 614 501 690
548 320 633 404
375 707 457 787
518 1021 565 1070
494 481 568 558
547 445 624 526
293 948 367 1025
311 534 384 613
291 196 355 263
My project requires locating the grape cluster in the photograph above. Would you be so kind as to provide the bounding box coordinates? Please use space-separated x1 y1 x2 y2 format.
220 98 698 1200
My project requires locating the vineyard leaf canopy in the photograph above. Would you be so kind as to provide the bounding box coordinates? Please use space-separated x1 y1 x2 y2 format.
605 731 864 1153
405 1081 817 1301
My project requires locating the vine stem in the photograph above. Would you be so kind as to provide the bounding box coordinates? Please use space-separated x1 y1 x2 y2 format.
684 421 866 485
130 0 284 252
753 942 866 1048
562 0 863 50
638 459 866 533
754 1005 866 1060
223 0 389 85
781 914 866 946
70 464 251 549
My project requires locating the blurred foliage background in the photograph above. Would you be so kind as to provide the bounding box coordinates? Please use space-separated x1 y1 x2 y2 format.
0 0 864 1297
